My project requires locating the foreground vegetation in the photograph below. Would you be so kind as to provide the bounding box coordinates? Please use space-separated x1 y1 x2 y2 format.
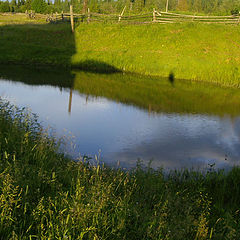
1 99 240 239
1 15 240 87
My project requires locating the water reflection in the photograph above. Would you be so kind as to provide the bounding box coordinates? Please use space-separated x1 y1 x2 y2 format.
1 65 240 170
108 115 240 170
68 89 73 114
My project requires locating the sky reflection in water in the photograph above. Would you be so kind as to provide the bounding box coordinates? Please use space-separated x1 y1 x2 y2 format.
0 67 240 170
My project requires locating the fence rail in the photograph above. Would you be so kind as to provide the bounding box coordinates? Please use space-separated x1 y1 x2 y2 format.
25 8 240 26
153 11 240 24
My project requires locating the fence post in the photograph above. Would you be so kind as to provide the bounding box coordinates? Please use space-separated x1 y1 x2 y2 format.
192 14 195 22
165 0 169 12
70 5 74 33
61 11 64 21
118 6 126 22
83 0 88 14
153 8 156 22
87 8 90 23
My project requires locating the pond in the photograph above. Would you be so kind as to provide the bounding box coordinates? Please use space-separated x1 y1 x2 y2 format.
1 64 240 171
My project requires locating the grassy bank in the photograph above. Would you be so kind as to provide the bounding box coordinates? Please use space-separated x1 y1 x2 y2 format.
1 99 240 239
72 22 240 87
1 15 240 87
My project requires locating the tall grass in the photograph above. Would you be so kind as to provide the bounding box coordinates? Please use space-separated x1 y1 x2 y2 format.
72 22 240 87
1 98 240 239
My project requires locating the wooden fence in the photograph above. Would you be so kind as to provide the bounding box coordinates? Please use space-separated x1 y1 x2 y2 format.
153 10 240 24
26 8 240 26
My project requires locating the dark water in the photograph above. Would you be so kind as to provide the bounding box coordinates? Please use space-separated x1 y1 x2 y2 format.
1 65 240 170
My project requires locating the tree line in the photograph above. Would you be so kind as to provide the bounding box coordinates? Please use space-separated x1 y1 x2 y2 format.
0 0 239 15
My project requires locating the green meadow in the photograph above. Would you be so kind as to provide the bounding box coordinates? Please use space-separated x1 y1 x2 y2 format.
0 14 240 87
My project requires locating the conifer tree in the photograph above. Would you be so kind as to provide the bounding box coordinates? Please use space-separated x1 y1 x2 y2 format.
31 0 47 12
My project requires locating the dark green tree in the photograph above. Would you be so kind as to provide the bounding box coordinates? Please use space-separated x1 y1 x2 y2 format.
25 0 32 9
0 1 11 12
11 0 17 6
31 0 47 12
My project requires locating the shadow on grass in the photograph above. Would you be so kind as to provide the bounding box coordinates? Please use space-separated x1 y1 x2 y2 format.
72 60 121 74
0 21 76 68
0 21 121 74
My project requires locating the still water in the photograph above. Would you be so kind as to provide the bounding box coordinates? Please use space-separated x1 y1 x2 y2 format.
1 65 240 170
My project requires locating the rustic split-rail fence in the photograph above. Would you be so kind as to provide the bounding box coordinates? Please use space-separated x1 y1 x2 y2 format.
26 7 240 32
